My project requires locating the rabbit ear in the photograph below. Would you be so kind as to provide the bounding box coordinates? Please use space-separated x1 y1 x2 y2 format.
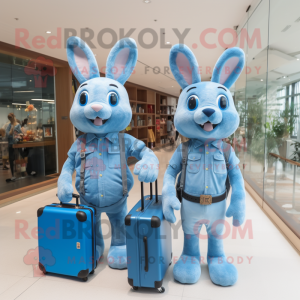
169 44 201 89
211 47 245 89
66 36 100 84
106 38 138 85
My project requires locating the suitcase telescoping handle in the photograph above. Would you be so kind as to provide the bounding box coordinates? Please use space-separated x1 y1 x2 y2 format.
56 193 80 207
72 194 80 207
140 180 158 211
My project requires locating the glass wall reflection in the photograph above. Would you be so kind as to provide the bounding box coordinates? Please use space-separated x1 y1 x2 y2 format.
234 0 300 236
0 53 57 194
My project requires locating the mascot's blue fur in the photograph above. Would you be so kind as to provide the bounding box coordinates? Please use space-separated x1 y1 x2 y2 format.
57 37 159 269
162 44 246 286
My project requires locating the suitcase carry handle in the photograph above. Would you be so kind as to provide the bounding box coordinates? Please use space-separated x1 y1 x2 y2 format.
140 180 158 211
56 193 80 207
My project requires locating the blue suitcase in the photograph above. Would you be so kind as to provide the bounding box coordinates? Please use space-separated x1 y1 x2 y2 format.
37 194 97 281
125 181 172 293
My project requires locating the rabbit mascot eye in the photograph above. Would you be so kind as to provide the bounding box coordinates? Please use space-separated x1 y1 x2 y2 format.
57 37 159 269
162 44 246 286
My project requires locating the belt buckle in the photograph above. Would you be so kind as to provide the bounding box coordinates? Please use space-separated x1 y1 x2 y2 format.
200 195 212 205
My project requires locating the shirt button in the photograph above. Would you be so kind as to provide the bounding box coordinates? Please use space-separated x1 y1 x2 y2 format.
101 195 103 197
206 144 209 147
99 174 102 177
206 152 209 154
206 168 208 171
206 186 208 189
99 153 102 156
100 139 102 141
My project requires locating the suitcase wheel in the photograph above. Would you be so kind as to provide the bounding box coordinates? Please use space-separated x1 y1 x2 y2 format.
82 277 88 282
157 287 165 293
90 270 95 275
132 286 138 291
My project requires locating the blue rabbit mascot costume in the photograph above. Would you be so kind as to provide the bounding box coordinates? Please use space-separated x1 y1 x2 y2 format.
57 37 159 270
162 45 246 286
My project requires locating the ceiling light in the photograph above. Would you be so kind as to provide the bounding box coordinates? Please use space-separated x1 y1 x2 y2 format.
283 76 286 78
31 99 54 102
166 42 170 44
297 58 299 61
46 31 51 34
13 91 34 93
260 79 263 81
16 211 21 214
12 103 27 106
143 0 151 3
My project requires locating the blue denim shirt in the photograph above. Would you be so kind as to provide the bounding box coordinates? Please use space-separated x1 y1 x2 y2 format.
168 139 240 197
6 123 22 145
68 132 147 208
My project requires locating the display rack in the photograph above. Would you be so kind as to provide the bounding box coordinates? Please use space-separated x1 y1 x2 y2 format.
124 82 178 151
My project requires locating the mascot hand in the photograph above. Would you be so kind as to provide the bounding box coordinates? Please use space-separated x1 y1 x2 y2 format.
133 158 159 183
226 199 245 227
162 192 181 223
57 181 73 203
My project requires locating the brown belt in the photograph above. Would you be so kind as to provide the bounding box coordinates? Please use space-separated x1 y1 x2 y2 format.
182 191 226 205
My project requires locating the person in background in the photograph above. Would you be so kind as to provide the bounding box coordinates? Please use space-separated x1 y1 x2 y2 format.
0 128 9 170
6 113 22 182
1 121 10 170
167 116 173 133
167 116 175 145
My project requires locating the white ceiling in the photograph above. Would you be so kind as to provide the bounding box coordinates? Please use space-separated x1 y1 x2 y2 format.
234 0 300 95
0 0 251 96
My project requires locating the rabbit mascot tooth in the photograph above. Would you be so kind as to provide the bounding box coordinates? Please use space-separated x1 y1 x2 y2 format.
162 45 246 286
57 37 159 269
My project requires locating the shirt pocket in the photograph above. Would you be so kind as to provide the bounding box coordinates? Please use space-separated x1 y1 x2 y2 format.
108 147 121 169
213 153 226 174
83 149 99 178
187 153 201 174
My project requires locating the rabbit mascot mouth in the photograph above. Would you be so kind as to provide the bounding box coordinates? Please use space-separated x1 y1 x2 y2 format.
162 44 246 286
57 37 159 270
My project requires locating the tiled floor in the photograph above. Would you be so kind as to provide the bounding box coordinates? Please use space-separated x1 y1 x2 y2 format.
0 146 300 300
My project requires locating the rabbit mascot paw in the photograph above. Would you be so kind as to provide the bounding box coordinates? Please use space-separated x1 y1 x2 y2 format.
57 37 159 269
162 45 246 286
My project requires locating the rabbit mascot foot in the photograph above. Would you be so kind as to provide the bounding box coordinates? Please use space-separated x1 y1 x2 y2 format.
57 37 159 270
162 45 246 286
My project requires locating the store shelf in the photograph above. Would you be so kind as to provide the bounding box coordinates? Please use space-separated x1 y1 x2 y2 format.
136 125 155 128
133 113 155 115
124 83 177 151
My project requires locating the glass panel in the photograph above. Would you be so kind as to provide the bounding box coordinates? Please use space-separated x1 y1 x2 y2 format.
243 0 269 199
264 0 300 236
233 22 248 175
0 53 57 194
